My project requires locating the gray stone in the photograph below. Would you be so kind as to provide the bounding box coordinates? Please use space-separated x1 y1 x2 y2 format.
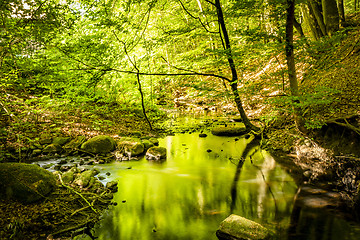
0 163 57 203
217 214 270 240
81 135 117 154
145 146 167 161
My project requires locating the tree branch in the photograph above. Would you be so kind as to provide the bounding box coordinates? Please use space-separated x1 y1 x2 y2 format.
177 0 219 34
160 56 230 81
204 0 216 6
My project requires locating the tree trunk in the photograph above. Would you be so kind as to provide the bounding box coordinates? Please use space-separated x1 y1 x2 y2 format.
355 0 357 12
286 0 306 132
338 0 345 25
294 18 305 38
301 3 322 40
308 0 327 36
322 0 339 35
214 0 260 132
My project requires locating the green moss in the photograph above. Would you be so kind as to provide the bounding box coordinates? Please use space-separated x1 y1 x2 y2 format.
0 163 57 203
81 135 116 154
218 214 269 240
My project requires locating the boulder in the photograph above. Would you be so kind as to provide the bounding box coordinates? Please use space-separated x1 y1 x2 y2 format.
217 214 270 240
145 146 167 161
141 139 154 151
118 140 145 157
52 136 70 146
149 138 159 146
81 135 116 154
0 163 57 203
211 127 248 136
43 143 63 154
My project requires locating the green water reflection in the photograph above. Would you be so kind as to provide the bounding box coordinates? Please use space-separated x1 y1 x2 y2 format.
95 132 298 239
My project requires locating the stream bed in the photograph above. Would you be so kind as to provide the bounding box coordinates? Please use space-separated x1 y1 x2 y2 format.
91 129 360 240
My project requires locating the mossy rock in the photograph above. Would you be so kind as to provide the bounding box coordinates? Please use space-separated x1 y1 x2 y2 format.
74 170 97 188
149 138 159 146
81 135 117 154
52 136 70 146
211 127 248 136
142 139 155 150
0 163 57 203
145 146 167 161
217 214 270 240
118 140 145 157
43 143 63 154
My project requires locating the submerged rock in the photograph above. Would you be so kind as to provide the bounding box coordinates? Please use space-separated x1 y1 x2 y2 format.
81 135 117 154
106 181 118 193
0 163 57 203
217 214 270 240
211 127 248 136
145 146 167 161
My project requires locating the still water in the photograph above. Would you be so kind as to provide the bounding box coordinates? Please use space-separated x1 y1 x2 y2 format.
94 131 360 240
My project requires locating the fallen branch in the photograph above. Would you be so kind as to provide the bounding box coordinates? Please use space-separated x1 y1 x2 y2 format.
51 218 94 236
335 156 360 161
57 174 97 214
327 119 360 136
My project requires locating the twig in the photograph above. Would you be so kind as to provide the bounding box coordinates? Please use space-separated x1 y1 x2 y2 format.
70 206 91 217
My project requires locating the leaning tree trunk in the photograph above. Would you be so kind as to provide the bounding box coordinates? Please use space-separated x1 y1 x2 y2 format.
214 0 260 132
286 0 306 132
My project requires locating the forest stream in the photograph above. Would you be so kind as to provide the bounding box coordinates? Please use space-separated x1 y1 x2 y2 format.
29 116 360 240
86 116 360 240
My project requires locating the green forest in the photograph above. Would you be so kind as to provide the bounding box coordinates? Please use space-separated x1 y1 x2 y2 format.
1 0 360 239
